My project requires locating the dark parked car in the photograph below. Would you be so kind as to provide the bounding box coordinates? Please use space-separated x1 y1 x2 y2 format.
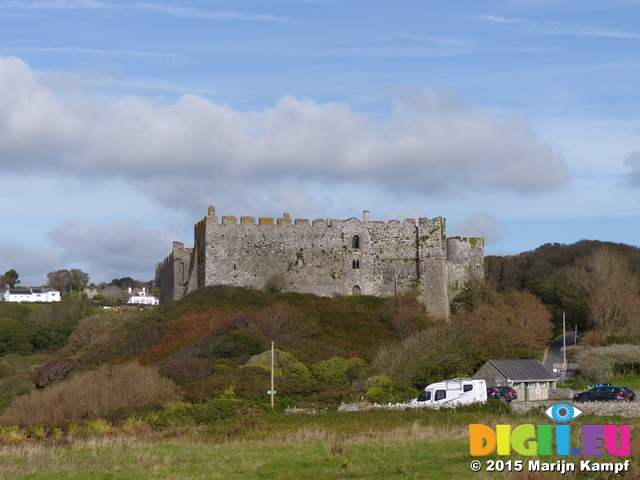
620 387 636 401
487 387 500 400
573 386 630 403
490 386 518 402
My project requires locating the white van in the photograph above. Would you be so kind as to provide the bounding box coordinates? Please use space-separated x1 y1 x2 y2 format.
411 378 487 406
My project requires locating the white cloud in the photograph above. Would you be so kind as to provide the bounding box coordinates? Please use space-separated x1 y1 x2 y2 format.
0 242 65 286
0 1 291 21
0 217 176 285
47 219 175 283
0 56 568 217
0 46 186 62
450 211 506 244
624 150 640 186
476 14 640 39
382 33 473 47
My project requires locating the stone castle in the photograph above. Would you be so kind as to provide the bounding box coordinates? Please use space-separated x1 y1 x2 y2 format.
156 206 484 319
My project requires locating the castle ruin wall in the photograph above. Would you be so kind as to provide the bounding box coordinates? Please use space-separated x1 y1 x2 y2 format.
156 207 484 319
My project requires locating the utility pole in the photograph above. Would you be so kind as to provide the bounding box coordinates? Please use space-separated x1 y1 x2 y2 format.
270 341 275 408
562 313 567 384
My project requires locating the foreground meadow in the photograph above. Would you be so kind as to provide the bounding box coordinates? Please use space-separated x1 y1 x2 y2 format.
1 407 639 480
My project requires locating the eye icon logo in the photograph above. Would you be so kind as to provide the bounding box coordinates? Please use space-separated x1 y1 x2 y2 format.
545 403 583 422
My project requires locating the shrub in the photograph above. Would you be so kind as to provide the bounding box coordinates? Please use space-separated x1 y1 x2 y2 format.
312 357 363 389
370 322 474 388
0 363 13 379
123 323 163 357
272 374 321 399
569 344 640 382
158 357 212 384
264 274 286 293
0 303 30 322
201 332 263 358
246 349 310 377
380 293 428 338
147 400 239 429
26 299 94 351
0 362 181 425
455 399 513 415
65 312 119 355
0 376 35 414
0 317 33 356
252 303 316 344
363 374 393 403
181 364 272 403
362 375 417 404
32 357 77 388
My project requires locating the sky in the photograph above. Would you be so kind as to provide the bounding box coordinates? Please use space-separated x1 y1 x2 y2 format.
1 0 640 286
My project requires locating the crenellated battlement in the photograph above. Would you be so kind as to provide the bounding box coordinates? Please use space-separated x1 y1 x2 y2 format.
201 206 431 229
156 205 484 319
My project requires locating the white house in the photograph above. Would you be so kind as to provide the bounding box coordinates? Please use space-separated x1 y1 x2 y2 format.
3 287 61 303
126 287 159 306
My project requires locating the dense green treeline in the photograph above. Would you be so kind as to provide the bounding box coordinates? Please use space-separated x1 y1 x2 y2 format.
485 240 640 343
0 299 93 355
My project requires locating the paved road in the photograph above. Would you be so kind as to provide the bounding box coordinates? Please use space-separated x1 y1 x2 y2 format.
543 333 578 382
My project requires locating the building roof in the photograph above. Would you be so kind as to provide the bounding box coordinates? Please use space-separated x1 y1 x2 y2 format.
484 359 556 382
6 288 59 295
8 289 31 295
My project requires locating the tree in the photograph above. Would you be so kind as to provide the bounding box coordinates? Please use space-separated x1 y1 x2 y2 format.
253 302 316 344
70 268 90 291
101 285 128 303
47 269 72 293
453 281 553 361
569 247 640 337
110 277 136 288
380 293 429 339
370 321 474 388
26 298 93 351
507 290 554 354
0 269 20 288
46 268 90 294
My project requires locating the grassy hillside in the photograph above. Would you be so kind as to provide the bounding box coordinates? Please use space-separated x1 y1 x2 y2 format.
79 285 397 366
0 285 422 420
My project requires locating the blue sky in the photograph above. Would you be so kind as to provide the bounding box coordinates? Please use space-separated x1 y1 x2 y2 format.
1 0 639 286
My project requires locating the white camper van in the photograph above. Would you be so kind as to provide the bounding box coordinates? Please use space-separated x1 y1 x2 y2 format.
411 378 487 406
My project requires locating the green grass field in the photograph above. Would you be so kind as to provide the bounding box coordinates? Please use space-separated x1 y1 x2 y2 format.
0 435 472 480
1 407 639 480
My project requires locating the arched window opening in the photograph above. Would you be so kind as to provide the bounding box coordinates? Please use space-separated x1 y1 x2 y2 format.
352 285 361 296
352 235 360 249
352 259 360 269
